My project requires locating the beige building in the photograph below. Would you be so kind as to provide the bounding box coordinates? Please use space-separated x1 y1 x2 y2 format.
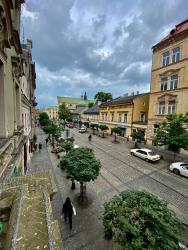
147 20 188 143
0 0 36 180
47 106 58 120
99 93 149 138
82 104 100 124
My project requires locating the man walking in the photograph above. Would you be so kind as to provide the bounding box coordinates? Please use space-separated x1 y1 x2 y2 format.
62 197 73 229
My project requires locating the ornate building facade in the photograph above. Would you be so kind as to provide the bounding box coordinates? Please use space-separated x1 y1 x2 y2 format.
147 20 188 143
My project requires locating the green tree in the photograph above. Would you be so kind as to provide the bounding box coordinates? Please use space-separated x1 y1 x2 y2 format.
88 102 94 108
39 112 49 126
154 114 188 153
43 121 60 139
103 190 183 249
111 127 122 142
84 121 90 128
94 92 113 102
61 148 101 201
90 123 98 134
99 125 109 138
58 104 70 124
132 130 145 142
60 141 73 154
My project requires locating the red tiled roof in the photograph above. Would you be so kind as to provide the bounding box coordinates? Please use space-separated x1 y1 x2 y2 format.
153 19 188 48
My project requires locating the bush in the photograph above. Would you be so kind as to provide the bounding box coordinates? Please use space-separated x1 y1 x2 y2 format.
103 190 183 249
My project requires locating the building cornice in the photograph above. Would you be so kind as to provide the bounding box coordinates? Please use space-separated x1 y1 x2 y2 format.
150 86 188 95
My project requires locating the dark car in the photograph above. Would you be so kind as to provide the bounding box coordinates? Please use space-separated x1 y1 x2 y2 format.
68 123 75 128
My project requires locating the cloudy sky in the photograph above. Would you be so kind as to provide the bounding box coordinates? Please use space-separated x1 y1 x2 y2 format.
21 0 188 107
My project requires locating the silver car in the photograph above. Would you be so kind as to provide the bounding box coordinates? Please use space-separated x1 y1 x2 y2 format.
130 148 161 162
169 162 188 177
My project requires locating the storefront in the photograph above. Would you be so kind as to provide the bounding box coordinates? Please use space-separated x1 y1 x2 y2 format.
117 124 126 137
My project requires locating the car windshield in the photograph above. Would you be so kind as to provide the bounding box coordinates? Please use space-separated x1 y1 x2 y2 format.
148 151 157 156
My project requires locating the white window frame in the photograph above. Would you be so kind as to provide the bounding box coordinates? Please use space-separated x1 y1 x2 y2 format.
160 77 168 91
168 100 176 114
111 112 114 122
140 113 146 122
158 101 165 115
172 47 180 63
170 74 178 90
162 51 170 66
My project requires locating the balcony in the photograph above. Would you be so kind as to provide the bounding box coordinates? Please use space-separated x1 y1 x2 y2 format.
132 120 148 125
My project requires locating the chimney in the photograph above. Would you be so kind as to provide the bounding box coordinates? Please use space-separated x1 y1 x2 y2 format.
81 93 83 100
136 91 139 95
131 92 134 96
123 93 129 97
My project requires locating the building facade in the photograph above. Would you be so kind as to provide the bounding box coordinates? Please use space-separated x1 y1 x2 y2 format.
99 93 149 138
82 104 99 124
57 95 93 113
147 20 188 143
0 0 36 181
47 106 58 120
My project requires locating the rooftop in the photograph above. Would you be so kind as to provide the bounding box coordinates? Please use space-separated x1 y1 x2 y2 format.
100 93 148 107
84 104 99 114
71 106 87 115
153 19 188 49
57 96 93 106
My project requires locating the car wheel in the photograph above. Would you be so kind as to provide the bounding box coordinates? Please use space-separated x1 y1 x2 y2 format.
145 158 149 162
173 169 180 175
131 152 134 156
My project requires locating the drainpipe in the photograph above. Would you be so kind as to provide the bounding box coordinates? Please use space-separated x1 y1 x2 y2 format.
131 101 134 136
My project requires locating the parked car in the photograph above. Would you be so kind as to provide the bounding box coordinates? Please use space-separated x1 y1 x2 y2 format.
169 162 188 177
130 148 160 162
79 127 86 133
68 123 75 128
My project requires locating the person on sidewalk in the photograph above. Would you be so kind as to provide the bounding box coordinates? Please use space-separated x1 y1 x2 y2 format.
45 138 48 145
62 197 73 229
39 143 42 151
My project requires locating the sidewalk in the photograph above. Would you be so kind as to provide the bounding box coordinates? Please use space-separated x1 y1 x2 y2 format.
30 128 118 250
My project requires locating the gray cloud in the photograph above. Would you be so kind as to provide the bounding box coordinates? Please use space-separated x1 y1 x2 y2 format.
21 0 188 107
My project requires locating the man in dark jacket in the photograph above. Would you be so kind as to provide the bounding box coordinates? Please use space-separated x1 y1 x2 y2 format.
62 197 73 229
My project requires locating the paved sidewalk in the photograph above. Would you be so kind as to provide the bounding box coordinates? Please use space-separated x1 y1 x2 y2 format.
30 128 118 250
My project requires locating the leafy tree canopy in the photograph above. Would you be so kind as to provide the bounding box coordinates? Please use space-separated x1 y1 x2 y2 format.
60 141 73 153
99 125 109 131
88 102 94 108
111 127 122 135
61 147 101 183
103 190 183 250
132 130 145 142
94 92 113 102
39 112 49 126
58 103 70 121
90 123 98 129
43 121 60 137
154 114 188 152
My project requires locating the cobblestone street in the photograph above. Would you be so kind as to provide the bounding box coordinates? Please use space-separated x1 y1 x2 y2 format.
31 128 188 249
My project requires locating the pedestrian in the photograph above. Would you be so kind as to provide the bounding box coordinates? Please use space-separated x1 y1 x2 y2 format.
88 134 92 142
45 138 48 145
62 197 74 229
39 143 42 151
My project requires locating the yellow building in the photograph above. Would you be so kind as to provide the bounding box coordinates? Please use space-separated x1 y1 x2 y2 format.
99 93 149 138
147 19 188 143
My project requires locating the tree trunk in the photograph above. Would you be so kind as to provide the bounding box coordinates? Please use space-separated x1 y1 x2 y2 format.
102 131 104 138
80 183 86 201
114 135 116 142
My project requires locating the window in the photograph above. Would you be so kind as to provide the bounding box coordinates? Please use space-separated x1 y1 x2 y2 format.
154 124 159 134
101 113 104 121
140 113 145 122
118 113 121 122
111 112 114 122
168 100 176 114
170 74 178 89
162 51 170 66
158 101 165 114
172 47 180 63
160 77 168 91
123 113 127 123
